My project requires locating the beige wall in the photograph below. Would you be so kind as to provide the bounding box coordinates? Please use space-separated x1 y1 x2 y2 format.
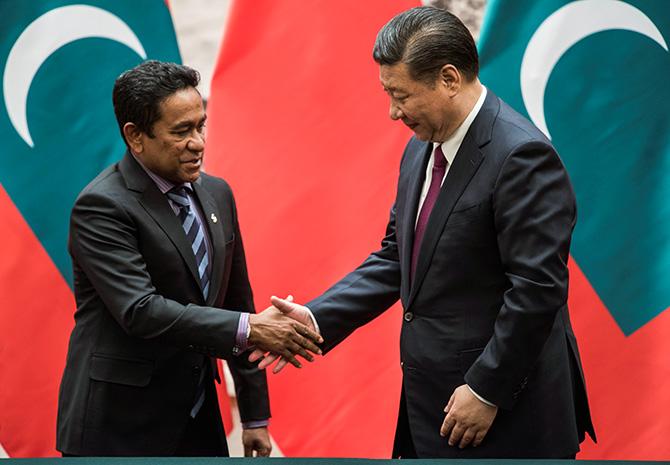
170 0 232 99
170 0 486 99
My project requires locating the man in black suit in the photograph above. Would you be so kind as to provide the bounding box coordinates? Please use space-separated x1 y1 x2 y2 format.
56 61 321 457
255 7 595 459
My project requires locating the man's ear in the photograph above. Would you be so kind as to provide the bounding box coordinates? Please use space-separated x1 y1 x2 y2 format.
439 64 461 96
123 122 144 154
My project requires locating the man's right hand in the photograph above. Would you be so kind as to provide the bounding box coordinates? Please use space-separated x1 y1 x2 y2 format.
249 296 319 373
270 295 316 330
248 303 322 369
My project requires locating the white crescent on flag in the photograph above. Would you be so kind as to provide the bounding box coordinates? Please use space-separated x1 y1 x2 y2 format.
3 4 147 147
520 0 668 139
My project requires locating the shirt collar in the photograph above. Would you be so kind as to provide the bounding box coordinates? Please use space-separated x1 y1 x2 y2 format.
434 86 488 165
131 152 192 194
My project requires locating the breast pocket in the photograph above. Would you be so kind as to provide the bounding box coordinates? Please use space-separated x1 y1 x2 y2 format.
447 202 483 226
443 201 493 246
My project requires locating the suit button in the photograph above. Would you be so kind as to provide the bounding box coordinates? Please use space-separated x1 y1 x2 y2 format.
232 346 240 355
187 344 194 350
404 312 414 322
400 361 404 368
192 365 201 376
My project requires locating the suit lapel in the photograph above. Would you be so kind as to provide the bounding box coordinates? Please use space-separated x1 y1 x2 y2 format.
192 180 227 306
406 91 498 308
119 154 202 292
400 141 432 303
408 137 484 306
192 182 226 380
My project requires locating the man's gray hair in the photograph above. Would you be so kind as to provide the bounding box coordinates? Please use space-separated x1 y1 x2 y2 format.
373 6 479 84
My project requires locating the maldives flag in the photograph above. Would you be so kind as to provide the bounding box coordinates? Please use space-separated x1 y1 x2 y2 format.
478 0 670 459
205 0 418 457
0 1 180 457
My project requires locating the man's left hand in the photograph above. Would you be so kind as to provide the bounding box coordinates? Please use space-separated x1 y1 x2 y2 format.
242 427 272 457
440 384 498 449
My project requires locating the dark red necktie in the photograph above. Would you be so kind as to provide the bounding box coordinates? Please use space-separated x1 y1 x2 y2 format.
411 145 447 281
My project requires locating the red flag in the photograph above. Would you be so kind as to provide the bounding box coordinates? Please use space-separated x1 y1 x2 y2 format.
569 259 670 459
206 0 418 457
0 186 74 457
216 362 234 434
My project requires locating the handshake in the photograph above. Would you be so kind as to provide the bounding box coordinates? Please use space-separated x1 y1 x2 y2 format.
246 296 320 373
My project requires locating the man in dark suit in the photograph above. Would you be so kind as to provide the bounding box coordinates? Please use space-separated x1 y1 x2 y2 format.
56 61 321 457
255 6 595 459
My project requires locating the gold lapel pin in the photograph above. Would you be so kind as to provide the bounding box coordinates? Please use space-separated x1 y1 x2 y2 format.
210 213 218 223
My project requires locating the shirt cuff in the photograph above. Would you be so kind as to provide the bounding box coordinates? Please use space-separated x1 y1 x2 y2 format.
304 306 321 334
234 312 250 355
242 419 269 429
467 384 496 407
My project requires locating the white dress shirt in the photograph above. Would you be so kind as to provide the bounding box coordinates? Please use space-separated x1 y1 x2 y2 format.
415 86 488 225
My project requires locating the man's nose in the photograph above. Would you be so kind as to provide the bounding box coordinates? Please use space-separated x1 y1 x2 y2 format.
188 131 205 151
389 101 403 120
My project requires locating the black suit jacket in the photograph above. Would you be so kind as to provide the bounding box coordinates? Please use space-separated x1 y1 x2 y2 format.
56 153 269 455
309 90 595 458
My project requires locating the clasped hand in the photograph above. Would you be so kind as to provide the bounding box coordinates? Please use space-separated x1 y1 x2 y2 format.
249 296 318 373
248 295 322 369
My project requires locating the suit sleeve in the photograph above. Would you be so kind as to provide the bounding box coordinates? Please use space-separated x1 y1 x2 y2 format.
220 190 271 423
464 140 577 410
69 190 241 359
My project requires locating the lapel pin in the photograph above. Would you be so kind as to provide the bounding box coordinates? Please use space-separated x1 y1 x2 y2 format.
210 213 218 223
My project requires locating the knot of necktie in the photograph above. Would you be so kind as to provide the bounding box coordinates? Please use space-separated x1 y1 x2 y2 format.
167 185 192 211
433 144 447 169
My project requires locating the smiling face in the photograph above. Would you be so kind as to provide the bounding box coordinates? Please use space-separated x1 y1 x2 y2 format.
125 86 206 184
380 62 459 143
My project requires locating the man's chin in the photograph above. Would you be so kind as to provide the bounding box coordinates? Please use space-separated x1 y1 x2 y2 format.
179 170 201 184
413 131 431 142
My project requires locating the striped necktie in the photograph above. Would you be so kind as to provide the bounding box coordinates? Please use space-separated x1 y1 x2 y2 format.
167 186 211 299
167 185 210 418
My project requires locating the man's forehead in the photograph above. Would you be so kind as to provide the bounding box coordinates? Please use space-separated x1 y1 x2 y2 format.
379 63 411 89
379 74 396 92
158 88 205 123
159 87 201 106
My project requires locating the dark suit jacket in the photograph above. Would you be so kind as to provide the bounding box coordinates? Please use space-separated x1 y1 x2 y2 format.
308 90 595 458
56 153 269 456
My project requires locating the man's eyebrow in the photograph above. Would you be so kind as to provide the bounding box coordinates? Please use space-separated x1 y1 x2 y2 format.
169 121 191 130
170 115 207 129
